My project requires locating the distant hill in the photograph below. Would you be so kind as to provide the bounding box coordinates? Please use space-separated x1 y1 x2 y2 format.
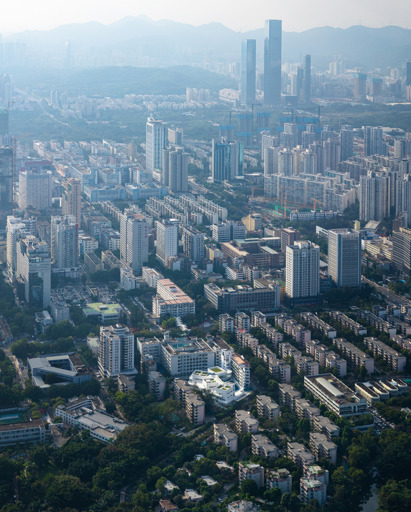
4 17 411 70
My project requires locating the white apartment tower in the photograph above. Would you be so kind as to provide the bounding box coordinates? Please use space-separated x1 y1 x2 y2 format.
163 147 188 192
286 241 320 300
98 324 136 378
156 219 178 266
146 117 166 175
51 215 78 269
120 212 149 274
328 229 361 288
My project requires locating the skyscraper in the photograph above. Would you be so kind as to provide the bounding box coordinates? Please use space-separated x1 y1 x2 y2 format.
286 241 320 300
353 72 367 100
62 178 81 226
120 211 149 275
240 39 256 105
340 125 354 162
98 324 136 378
396 174 411 227
156 219 178 267
0 147 13 214
211 139 243 182
51 215 78 270
146 117 166 175
264 19 282 105
328 229 361 288
6 216 37 277
163 147 188 192
406 61 411 86
303 55 311 104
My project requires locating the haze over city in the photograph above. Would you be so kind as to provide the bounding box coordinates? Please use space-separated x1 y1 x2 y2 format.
2 0 411 33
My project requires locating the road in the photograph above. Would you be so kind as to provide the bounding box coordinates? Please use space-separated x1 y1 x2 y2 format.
362 277 410 306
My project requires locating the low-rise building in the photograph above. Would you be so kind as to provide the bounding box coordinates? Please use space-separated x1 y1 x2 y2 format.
148 371 166 400
227 500 260 512
304 465 329 485
55 397 128 443
304 374 368 417
28 353 91 388
363 337 406 372
333 338 375 374
214 423 238 452
309 432 337 465
265 469 292 494
287 442 315 469
256 395 280 420
300 478 327 506
142 267 164 288
235 410 259 434
0 413 45 447
219 313 234 333
251 434 279 458
82 302 122 323
238 463 265 489
117 374 136 393
329 311 367 335
153 278 195 318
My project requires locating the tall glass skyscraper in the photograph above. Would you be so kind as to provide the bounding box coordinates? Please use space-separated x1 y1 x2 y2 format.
240 39 256 105
264 19 282 105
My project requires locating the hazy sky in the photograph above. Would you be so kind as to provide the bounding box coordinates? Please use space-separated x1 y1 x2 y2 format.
2 0 411 34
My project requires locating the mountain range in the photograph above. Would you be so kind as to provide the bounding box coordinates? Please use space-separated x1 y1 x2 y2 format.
4 16 411 70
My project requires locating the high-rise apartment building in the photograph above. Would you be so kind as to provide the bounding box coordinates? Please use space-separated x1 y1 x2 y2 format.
18 169 53 210
406 61 411 86
168 127 183 146
396 174 411 227
98 324 136 378
62 178 81 226
392 228 411 274
328 229 361 288
211 139 243 182
120 212 149 275
286 241 320 300
182 227 205 262
146 117 166 175
17 236 51 308
364 126 384 156
264 19 282 105
0 147 13 213
163 147 188 192
353 72 367 100
359 171 390 221
156 219 178 266
240 39 256 105
50 215 78 269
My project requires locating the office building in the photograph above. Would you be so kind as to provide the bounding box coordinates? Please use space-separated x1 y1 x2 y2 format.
359 171 390 221
328 229 361 288
0 416 45 448
182 226 205 262
51 215 78 270
204 282 280 313
211 139 243 182
161 336 214 377
156 219 178 266
211 220 246 242
264 19 282 105
61 178 81 225
285 241 320 301
0 146 13 213
17 237 51 308
163 146 188 191
98 324 136 378
240 39 256 105
120 211 149 274
168 127 183 145
18 169 52 210
146 117 166 175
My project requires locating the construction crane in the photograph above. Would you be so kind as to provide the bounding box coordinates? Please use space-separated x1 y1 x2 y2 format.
312 198 326 211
